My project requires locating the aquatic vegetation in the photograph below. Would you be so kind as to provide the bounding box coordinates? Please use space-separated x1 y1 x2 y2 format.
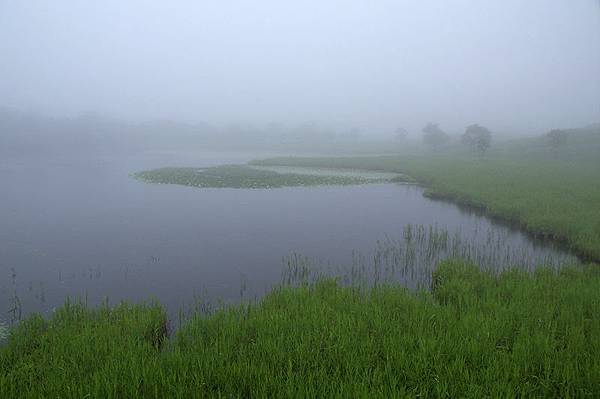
249 165 404 180
1 261 598 397
133 165 396 189
389 174 416 183
282 224 579 289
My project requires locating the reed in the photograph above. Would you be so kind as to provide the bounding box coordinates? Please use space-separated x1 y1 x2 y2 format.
282 224 579 290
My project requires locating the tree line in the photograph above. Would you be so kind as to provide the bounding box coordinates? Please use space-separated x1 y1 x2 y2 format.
394 122 569 158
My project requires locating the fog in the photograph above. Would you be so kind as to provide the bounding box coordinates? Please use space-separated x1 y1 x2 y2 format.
2 3 600 381
1 0 599 137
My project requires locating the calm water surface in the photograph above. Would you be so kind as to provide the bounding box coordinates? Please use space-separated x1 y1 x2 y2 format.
0 151 578 323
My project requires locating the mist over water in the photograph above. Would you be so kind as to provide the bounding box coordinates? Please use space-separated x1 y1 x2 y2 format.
0 153 578 323
1 1 599 134
0 2 598 323
2 3 600 397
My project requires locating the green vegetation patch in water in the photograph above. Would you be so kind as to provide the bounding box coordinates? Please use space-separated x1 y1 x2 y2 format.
134 164 396 189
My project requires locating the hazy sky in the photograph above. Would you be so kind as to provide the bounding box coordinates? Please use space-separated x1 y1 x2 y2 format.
1 1 599 133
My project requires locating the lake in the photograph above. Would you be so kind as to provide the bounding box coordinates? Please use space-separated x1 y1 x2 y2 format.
0 151 578 324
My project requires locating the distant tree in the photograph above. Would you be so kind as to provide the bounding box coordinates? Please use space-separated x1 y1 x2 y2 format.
462 124 492 157
422 123 449 150
545 129 567 159
395 127 409 141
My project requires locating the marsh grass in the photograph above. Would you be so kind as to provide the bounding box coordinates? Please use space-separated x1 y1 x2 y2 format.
1 261 598 397
282 224 579 290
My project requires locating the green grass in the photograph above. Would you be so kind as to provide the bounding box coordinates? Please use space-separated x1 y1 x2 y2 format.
1 261 599 397
0 301 167 398
282 223 579 290
251 155 600 262
133 164 396 189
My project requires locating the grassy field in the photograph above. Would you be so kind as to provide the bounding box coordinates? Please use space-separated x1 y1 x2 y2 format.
1 260 599 398
133 164 403 189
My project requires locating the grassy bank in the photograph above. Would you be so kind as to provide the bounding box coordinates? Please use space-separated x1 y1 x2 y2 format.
1 261 598 397
251 155 600 262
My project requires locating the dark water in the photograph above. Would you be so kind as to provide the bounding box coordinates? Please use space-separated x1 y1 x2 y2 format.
0 152 578 324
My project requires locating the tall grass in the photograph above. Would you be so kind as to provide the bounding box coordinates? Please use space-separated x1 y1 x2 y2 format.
1 261 599 397
283 224 579 290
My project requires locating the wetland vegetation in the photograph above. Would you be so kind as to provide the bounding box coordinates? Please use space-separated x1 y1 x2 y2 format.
133 164 408 189
3 0 600 396
282 223 579 289
2 260 599 397
4 128 599 396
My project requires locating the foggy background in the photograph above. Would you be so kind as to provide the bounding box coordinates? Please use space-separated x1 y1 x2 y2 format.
0 1 599 331
1 0 599 147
